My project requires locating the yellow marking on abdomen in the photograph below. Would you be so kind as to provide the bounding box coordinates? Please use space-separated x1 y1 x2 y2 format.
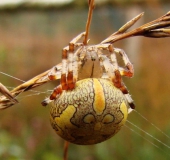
119 101 128 125
93 79 105 115
55 105 76 130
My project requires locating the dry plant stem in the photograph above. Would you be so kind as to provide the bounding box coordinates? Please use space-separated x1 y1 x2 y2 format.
63 141 69 160
0 83 18 103
112 12 144 36
101 11 170 44
12 70 50 95
83 0 95 45
0 69 52 109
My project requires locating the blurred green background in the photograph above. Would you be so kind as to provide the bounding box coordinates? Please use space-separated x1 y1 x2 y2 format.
0 0 170 160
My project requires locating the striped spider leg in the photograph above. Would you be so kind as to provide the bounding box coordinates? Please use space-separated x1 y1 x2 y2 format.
96 44 135 109
42 32 86 105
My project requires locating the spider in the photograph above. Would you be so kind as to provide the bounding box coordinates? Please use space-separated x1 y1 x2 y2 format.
40 0 135 146
42 40 135 143
0 0 170 160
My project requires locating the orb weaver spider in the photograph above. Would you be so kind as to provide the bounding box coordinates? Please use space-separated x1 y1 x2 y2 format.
0 0 170 160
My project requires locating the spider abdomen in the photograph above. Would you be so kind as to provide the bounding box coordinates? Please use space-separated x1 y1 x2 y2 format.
50 78 129 145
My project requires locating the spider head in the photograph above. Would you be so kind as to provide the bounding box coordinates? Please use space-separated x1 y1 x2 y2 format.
78 46 103 80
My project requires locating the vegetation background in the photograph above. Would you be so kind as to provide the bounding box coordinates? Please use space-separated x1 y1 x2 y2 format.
0 0 170 159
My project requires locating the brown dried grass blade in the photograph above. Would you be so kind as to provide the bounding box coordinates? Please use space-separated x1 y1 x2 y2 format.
0 83 18 104
83 0 95 45
143 28 170 38
111 12 144 36
101 11 170 44
0 68 53 109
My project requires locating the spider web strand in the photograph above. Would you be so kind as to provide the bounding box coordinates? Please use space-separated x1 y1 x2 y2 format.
126 120 170 149
134 109 170 139
124 124 170 157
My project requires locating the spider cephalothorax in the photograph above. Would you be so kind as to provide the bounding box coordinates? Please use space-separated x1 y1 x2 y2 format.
42 32 135 109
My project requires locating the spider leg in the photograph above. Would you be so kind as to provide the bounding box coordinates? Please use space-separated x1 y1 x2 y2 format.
97 44 125 90
113 67 135 109
50 85 62 100
41 63 62 106
41 85 62 106
97 44 135 109
114 48 134 77
72 47 83 81
48 63 62 81
41 84 62 106
97 44 120 84
61 32 85 90
110 47 135 109
42 33 85 106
